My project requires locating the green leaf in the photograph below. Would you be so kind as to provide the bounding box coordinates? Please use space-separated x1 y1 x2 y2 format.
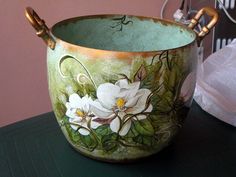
62 116 97 151
63 117 81 143
133 135 158 147
101 133 118 153
95 125 112 136
54 102 66 118
133 135 143 144
140 62 162 90
101 73 119 84
134 119 154 136
125 124 139 138
71 132 81 142
80 135 97 151
83 83 97 99
163 91 174 103
154 91 174 113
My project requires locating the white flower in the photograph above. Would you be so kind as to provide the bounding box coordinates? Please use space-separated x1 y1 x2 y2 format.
91 79 153 136
180 72 196 107
65 93 100 135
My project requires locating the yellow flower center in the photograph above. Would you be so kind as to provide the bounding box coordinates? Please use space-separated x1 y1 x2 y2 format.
76 109 85 117
116 98 126 109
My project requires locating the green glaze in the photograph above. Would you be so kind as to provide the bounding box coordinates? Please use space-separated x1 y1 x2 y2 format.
52 15 196 52
47 15 198 162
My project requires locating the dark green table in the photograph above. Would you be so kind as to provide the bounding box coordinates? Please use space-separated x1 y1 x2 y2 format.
1 102 235 177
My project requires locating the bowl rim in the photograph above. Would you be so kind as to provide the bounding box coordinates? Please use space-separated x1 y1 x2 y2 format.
50 13 197 54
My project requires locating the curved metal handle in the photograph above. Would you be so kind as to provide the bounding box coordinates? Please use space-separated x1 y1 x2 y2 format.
25 7 56 50
188 7 219 42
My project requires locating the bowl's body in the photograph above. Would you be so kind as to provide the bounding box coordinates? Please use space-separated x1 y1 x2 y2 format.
46 14 198 162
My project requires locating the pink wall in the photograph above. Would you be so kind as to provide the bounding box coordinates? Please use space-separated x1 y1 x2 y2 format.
0 0 210 127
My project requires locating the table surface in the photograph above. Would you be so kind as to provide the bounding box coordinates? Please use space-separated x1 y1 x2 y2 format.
0 102 235 177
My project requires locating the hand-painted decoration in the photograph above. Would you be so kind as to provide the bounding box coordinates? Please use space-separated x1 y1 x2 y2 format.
25 7 218 162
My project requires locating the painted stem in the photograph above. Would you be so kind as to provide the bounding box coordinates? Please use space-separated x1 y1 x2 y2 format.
58 55 97 89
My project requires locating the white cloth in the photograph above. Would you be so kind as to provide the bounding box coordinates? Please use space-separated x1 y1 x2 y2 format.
194 39 236 126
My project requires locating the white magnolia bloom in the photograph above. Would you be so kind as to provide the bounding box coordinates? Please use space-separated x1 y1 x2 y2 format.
91 79 153 136
65 93 100 135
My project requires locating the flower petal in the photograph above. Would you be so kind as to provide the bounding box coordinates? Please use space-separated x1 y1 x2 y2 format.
90 100 114 118
126 81 140 93
97 83 120 109
110 117 120 133
115 79 129 88
78 128 90 136
69 93 82 108
118 81 140 98
65 102 71 109
127 89 152 114
119 120 132 136
90 117 102 129
117 111 126 120
146 104 153 113
125 94 142 108
115 79 140 89
77 120 90 135
136 114 147 120
65 102 76 118
65 108 76 118
81 95 93 112
69 117 82 130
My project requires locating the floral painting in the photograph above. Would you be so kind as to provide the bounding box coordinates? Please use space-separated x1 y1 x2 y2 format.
49 49 195 160
65 78 153 137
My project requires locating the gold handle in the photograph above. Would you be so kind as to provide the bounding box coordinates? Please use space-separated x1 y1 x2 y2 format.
25 7 56 50
188 7 219 42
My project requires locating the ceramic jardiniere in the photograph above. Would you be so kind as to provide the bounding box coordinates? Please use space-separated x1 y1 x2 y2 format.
25 7 218 162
